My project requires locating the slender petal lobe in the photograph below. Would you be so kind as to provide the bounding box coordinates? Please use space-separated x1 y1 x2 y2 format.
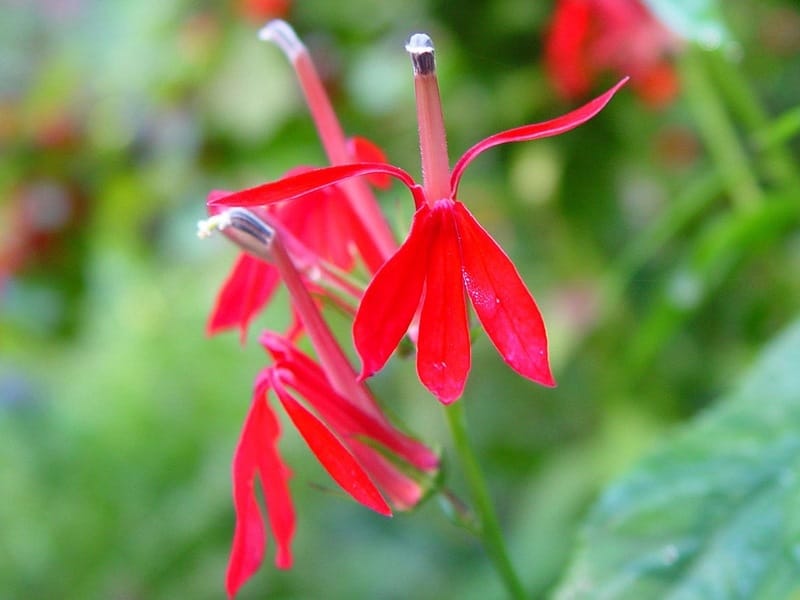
226 389 295 598
454 203 555 387
226 400 266 599
273 381 392 516
417 201 470 403
207 253 280 342
254 392 295 571
208 163 422 208
450 79 628 193
353 206 430 379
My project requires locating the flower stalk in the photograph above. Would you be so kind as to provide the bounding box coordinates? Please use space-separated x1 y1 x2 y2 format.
445 402 526 600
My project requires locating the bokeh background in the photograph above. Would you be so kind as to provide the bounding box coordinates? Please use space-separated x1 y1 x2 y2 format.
2 1 799 598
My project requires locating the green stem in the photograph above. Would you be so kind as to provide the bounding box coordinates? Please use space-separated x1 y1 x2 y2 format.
444 402 526 600
678 47 764 212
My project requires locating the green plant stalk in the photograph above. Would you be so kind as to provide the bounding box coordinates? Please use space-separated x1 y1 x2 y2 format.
678 47 764 212
444 402 526 600
703 50 800 188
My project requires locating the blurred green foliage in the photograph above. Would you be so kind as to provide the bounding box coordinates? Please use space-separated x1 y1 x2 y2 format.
1 0 799 598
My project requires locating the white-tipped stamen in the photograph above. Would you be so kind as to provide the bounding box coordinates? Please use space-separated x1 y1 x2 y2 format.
258 19 305 60
197 212 233 239
406 33 435 75
406 32 451 202
198 208 276 263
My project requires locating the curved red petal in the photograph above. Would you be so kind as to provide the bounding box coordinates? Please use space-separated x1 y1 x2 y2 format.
226 382 295 598
453 203 555 387
254 392 295 571
353 206 431 379
208 163 422 208
207 253 281 343
416 202 471 403
274 385 392 516
347 137 392 189
262 333 440 471
286 370 439 471
450 78 628 194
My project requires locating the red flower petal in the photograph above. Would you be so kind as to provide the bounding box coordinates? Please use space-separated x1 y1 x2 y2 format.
207 253 280 343
272 379 392 516
253 391 295 572
347 137 392 189
261 332 439 471
416 201 471 403
276 183 359 270
208 163 424 209
226 403 265 599
453 203 555 387
353 206 431 379
450 78 628 194
226 384 295 598
286 368 439 470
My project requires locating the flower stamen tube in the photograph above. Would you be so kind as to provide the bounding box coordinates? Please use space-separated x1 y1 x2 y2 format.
406 33 451 204
260 19 397 268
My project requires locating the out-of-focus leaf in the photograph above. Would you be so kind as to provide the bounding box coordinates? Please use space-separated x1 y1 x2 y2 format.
555 318 800 599
642 0 731 48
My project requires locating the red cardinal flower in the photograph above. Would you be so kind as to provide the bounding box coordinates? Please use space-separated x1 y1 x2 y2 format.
545 0 681 108
209 32 627 403
227 332 438 598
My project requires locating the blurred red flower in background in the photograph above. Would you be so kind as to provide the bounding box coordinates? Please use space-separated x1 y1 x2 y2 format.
545 0 682 108
236 0 290 23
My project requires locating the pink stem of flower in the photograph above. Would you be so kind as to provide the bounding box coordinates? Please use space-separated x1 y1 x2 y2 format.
260 20 397 267
406 33 451 204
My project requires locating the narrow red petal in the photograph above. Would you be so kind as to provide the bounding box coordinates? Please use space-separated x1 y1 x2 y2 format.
416 202 471 403
261 333 440 471
450 78 628 194
353 206 431 379
254 389 295 571
226 388 272 598
207 253 280 343
347 137 392 189
273 382 392 516
207 163 423 208
287 370 440 471
453 203 555 387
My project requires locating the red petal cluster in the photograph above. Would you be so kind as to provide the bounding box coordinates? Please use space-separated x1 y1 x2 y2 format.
207 152 389 341
353 199 552 403
227 333 437 598
545 0 681 108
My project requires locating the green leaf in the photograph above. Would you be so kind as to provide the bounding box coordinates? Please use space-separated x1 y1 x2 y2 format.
642 0 731 48
555 318 800 600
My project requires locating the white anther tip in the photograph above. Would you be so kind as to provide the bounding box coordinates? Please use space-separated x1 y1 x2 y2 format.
258 19 304 59
405 33 434 54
